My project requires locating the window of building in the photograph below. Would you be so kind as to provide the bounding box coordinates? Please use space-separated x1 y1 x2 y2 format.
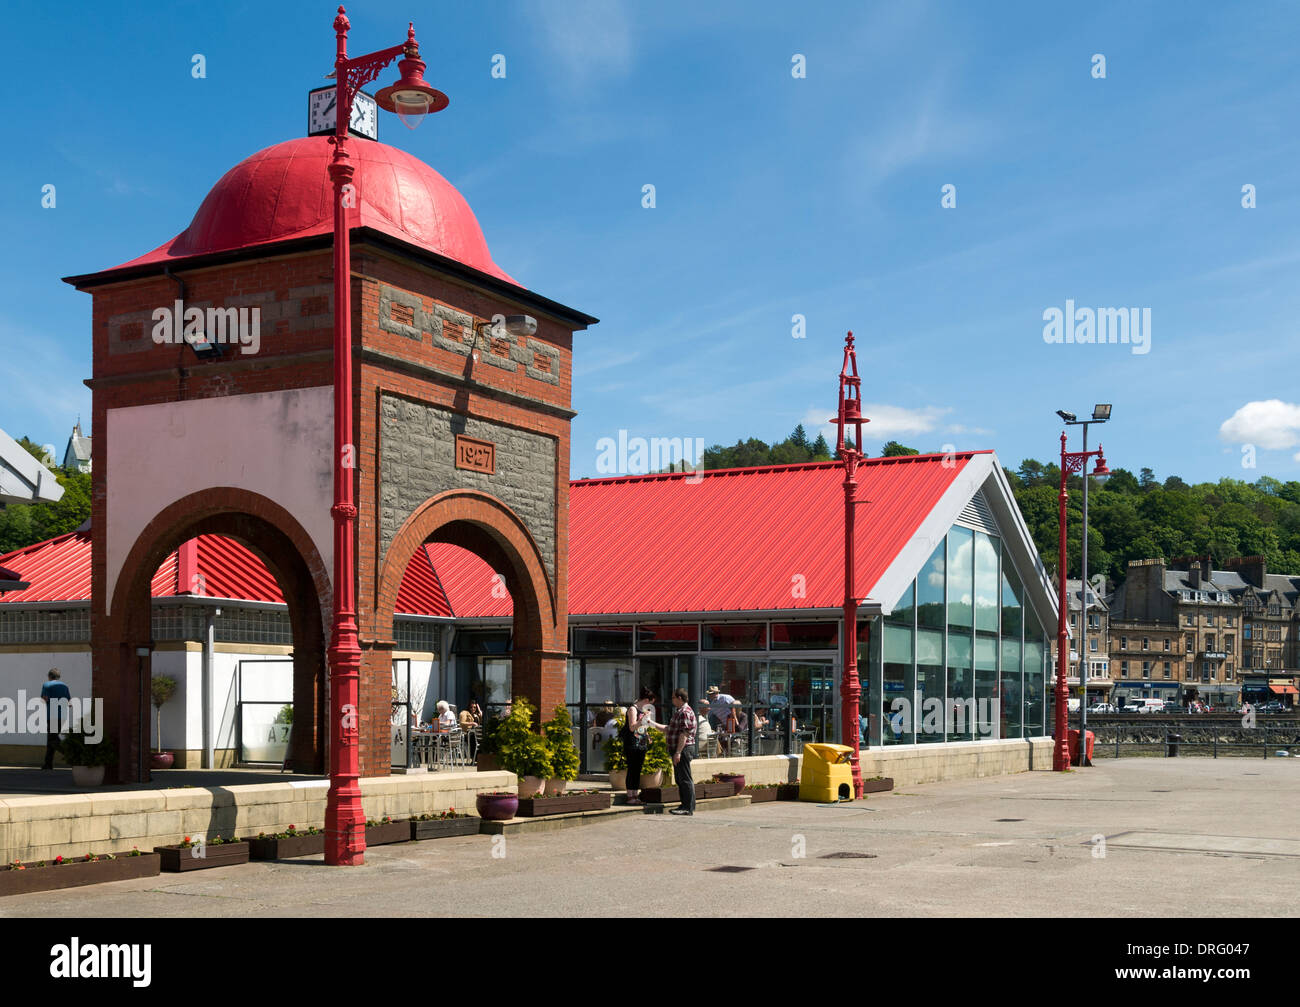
1142 661 1151 678
702 623 766 651
1120 635 1128 650
1224 635 1233 653
1163 639 1171 651
636 624 699 653
1142 637 1149 650
1184 614 1194 626
1244 624 1252 640
1089 638 1097 652
1089 613 1100 628
1070 613 1077 627
1227 615 1235 626
1207 614 1216 627
1186 633 1195 652
1120 661 1128 678
770 622 838 650
1163 662 1171 679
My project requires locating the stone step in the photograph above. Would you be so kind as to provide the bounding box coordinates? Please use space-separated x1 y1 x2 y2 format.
478 795 751 835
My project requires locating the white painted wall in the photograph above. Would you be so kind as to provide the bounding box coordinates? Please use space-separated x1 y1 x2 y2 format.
0 652 93 746
104 386 335 616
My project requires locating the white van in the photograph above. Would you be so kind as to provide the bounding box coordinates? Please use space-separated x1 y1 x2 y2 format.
1131 698 1168 714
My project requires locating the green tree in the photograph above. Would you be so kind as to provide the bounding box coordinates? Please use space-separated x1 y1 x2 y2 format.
881 440 920 457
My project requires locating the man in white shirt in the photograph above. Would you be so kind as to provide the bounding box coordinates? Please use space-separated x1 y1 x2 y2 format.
694 701 714 757
706 685 737 728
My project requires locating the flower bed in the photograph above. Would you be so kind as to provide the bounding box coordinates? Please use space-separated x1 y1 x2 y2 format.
364 817 410 846
1 850 160 897
155 836 249 873
777 783 801 801
246 825 325 861
515 790 612 817
745 783 779 803
410 810 480 841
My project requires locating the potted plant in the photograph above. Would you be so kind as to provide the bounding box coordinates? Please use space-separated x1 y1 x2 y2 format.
714 771 746 795
640 728 673 789
602 718 628 791
1 848 160 897
745 782 780 803
410 808 480 841
496 697 552 797
475 790 519 821
150 675 178 769
58 728 116 788
245 824 325 860
542 705 580 795
155 833 249 873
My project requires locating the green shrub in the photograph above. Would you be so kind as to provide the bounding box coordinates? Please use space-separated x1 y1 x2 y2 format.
542 705 580 782
495 697 553 779
642 728 673 784
59 728 117 767
602 715 627 771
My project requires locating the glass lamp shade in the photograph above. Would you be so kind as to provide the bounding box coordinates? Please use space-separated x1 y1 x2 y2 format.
376 55 448 129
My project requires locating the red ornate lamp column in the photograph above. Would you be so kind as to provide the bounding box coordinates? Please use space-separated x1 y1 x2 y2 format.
322 6 447 866
831 332 867 799
1054 429 1110 772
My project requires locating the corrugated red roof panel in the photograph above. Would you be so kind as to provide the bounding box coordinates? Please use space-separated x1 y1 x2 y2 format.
0 453 982 619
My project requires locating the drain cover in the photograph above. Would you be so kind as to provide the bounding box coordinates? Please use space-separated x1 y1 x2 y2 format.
707 865 755 872
819 851 877 859
995 818 1025 822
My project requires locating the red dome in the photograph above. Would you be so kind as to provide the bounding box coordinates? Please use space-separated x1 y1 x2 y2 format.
110 137 518 285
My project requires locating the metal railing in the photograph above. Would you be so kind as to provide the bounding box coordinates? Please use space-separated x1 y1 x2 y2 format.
1086 717 1300 759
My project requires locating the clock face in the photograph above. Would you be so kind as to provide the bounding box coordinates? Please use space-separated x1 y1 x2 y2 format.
307 87 378 140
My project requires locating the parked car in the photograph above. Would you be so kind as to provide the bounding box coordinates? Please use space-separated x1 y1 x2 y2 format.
1089 703 1117 714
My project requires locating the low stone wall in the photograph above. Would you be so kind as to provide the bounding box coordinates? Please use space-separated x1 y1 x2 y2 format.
0 770 513 865
691 737 1053 789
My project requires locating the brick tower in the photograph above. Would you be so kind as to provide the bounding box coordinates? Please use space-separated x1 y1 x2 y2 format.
65 134 595 783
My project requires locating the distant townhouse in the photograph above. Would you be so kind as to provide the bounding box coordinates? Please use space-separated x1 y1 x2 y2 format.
1050 577 1111 706
1107 555 1300 709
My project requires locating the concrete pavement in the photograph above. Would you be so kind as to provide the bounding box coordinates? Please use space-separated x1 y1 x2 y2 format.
3 758 1297 917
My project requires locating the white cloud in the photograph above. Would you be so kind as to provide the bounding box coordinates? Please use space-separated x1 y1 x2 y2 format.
1218 400 1300 450
799 403 952 449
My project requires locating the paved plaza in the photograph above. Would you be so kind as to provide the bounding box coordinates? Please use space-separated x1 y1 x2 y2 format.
3 759 1297 918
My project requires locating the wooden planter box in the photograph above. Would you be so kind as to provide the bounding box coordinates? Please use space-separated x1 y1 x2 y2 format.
746 786 780 803
640 786 679 804
410 817 481 841
776 784 800 801
246 833 325 860
515 792 612 816
863 778 894 794
699 781 736 800
0 854 160 897
155 841 250 873
365 822 411 846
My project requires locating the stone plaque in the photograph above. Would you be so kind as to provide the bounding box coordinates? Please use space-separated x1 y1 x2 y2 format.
455 435 496 475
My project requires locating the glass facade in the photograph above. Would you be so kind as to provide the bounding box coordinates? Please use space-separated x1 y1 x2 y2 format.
870 526 1050 744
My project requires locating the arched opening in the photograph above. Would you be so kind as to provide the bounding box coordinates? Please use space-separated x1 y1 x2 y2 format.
369 489 563 776
98 491 329 784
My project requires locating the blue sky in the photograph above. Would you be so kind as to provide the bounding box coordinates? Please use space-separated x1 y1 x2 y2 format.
5 1 1300 483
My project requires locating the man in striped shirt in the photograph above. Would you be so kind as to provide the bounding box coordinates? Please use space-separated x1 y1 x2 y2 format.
666 688 697 816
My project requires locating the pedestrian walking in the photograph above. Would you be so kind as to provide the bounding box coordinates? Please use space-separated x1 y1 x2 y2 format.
666 688 697 816
41 668 71 771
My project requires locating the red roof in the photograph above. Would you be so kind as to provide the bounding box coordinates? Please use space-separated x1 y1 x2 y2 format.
97 137 518 286
0 453 981 618
0 532 449 615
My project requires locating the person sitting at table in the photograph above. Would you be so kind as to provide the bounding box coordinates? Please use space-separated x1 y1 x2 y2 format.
694 701 715 756
435 700 457 732
718 701 747 753
753 707 769 731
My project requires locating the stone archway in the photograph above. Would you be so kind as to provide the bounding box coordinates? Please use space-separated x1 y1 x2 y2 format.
98 489 330 783
364 489 565 773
